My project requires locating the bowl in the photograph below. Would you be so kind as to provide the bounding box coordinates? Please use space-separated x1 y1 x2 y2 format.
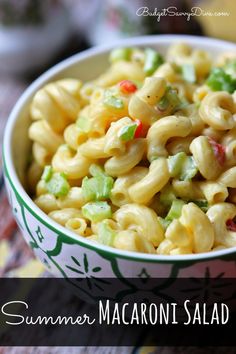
3 35 236 296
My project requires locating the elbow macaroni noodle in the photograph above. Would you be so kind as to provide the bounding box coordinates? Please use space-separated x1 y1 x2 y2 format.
30 79 82 133
199 91 236 130
147 115 192 160
128 158 170 205
28 43 236 255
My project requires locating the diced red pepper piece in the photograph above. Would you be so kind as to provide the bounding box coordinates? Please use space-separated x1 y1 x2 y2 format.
226 219 236 232
208 138 226 166
134 119 143 138
119 80 137 94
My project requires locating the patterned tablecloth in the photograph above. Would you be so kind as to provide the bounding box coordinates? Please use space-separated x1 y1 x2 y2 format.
0 78 35 276
1 78 235 354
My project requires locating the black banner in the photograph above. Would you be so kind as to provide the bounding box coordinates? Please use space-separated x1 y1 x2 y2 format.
0 277 236 346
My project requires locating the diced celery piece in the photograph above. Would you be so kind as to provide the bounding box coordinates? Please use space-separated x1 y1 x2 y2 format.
144 48 164 76
98 220 116 246
182 64 196 83
158 217 171 230
157 94 169 111
89 164 106 177
82 202 112 222
109 47 132 63
81 176 97 201
118 123 137 141
168 153 198 181
42 165 53 182
81 173 114 201
46 172 70 197
103 91 124 109
76 116 91 132
98 176 114 200
166 88 182 111
224 60 236 79
168 152 186 178
206 67 236 93
160 185 177 207
177 100 190 110
179 156 198 181
157 86 182 113
165 199 185 221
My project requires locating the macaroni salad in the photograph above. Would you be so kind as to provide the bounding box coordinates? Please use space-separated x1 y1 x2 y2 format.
27 42 236 255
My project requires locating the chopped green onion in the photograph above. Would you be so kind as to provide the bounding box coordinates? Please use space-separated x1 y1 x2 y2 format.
76 116 91 132
46 172 70 197
181 64 196 83
191 199 208 212
42 165 53 182
82 173 114 201
104 90 124 109
179 156 198 181
168 152 186 178
165 199 185 222
160 185 177 207
206 67 236 93
109 47 132 63
82 202 112 222
144 48 164 76
98 220 116 246
118 123 137 142
158 217 171 230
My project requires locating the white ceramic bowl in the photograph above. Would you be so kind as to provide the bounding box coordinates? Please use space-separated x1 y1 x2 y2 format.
3 35 236 292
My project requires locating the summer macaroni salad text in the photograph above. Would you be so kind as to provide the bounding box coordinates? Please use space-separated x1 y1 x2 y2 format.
28 43 236 255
